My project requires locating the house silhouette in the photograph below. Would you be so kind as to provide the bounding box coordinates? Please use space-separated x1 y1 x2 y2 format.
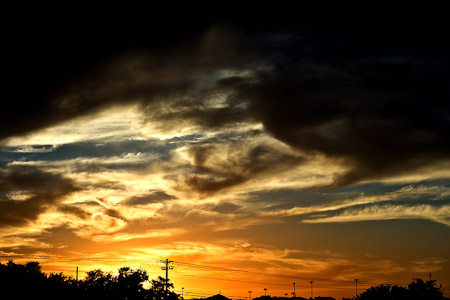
205 294 232 300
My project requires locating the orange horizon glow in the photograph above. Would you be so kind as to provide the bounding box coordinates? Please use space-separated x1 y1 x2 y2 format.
1 105 449 299
2 253 449 299
2 24 450 300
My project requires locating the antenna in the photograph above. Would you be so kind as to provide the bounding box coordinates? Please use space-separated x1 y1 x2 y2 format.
355 279 359 296
310 281 314 299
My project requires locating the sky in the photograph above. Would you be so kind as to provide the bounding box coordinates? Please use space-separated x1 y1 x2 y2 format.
1 16 450 299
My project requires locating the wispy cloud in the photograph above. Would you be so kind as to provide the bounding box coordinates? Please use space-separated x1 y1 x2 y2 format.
409 257 447 273
91 228 187 243
254 180 450 226
302 204 450 226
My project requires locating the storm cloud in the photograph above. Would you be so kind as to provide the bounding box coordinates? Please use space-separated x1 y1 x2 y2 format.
1 23 244 143
2 23 449 189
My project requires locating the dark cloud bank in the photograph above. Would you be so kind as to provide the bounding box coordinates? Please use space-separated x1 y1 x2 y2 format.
0 166 80 226
2 23 449 191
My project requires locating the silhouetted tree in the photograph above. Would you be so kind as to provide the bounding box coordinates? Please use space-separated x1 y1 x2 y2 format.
355 284 408 300
114 266 150 300
355 278 444 300
408 278 444 300
148 276 178 300
82 268 115 299
0 261 181 300
0 261 47 299
47 271 81 300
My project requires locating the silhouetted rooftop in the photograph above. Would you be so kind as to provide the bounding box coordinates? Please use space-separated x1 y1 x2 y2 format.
205 294 232 300
252 297 309 300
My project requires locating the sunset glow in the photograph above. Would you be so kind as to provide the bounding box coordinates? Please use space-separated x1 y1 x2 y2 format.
1 20 449 299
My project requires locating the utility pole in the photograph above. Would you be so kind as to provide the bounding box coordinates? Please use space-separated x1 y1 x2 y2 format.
310 281 314 299
248 291 252 300
264 288 267 296
76 266 78 283
161 259 174 297
182 287 184 300
293 282 296 297
354 279 359 296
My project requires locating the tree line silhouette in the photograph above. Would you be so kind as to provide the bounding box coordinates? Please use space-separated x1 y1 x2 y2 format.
0 260 178 300
0 261 447 300
352 278 447 300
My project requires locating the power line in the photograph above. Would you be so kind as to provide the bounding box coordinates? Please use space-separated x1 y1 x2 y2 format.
174 260 450 292
174 261 353 285
2 254 447 293
177 291 215 296
183 274 297 287
0 254 420 287
182 274 354 290
0 254 160 264
176 290 248 300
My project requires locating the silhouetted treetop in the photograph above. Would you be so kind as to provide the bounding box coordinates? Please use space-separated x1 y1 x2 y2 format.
355 278 445 300
1 261 447 300
0 261 179 300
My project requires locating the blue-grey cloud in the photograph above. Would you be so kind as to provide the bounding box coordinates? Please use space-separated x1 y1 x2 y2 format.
248 178 450 220
1 139 176 162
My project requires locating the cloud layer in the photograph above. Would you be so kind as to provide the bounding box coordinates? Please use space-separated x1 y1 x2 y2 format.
3 25 449 188
1 22 450 298
0 166 79 226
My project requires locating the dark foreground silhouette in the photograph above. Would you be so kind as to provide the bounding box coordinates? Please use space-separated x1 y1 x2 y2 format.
0 261 447 300
0 260 178 300
352 278 447 300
